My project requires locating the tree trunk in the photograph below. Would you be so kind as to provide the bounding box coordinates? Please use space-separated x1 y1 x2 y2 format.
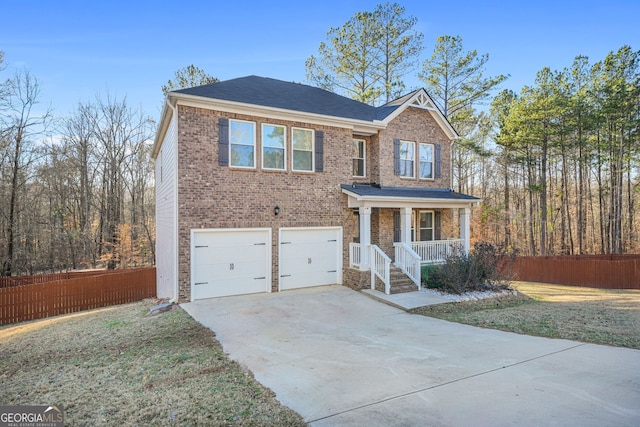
3 128 23 277
539 128 548 256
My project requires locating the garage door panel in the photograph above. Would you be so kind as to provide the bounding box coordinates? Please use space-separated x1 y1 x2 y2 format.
193 244 265 267
193 276 268 300
282 230 337 245
193 258 267 282
279 228 341 291
194 230 267 248
280 272 336 290
279 253 336 275
191 229 270 300
280 242 336 258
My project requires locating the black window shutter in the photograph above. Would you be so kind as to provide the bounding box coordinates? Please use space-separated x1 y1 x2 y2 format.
315 131 324 172
218 118 229 166
393 139 400 175
434 211 442 240
393 211 401 242
435 144 442 178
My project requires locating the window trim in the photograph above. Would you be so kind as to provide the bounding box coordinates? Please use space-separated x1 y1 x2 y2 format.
352 139 366 177
419 142 435 180
399 140 415 178
291 127 315 173
229 119 256 169
261 123 287 171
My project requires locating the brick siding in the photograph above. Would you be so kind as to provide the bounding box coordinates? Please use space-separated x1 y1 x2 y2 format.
175 104 458 301
176 105 357 300
377 107 452 188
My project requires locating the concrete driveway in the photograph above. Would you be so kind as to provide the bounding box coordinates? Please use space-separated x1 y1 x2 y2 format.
182 286 640 426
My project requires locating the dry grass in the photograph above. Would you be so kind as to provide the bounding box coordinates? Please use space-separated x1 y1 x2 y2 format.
0 299 306 426
412 282 640 349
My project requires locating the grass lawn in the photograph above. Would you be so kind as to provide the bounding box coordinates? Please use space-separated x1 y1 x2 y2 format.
412 282 640 350
0 299 306 426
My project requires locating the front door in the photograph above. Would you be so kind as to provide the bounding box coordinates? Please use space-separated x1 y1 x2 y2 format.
412 210 434 241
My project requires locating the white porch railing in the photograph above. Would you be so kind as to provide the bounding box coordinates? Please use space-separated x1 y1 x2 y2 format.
370 245 391 295
411 239 464 264
349 242 361 268
393 243 421 290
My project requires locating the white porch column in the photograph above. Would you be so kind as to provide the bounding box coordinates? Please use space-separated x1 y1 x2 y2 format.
459 207 471 254
359 206 372 270
400 207 412 244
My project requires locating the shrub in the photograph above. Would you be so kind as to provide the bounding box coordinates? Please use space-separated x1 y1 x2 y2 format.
422 242 516 294
421 264 438 286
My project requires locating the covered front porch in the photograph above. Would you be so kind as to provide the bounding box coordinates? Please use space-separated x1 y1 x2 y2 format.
341 184 480 295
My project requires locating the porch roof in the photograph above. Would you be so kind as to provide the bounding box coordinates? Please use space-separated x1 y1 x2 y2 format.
341 184 481 209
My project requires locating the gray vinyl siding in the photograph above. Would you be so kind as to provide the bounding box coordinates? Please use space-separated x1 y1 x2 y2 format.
155 113 178 299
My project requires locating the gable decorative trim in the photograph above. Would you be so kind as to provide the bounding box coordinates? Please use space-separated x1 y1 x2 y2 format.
409 92 437 111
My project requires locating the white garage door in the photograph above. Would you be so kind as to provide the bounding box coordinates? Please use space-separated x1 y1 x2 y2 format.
279 227 342 291
191 228 271 300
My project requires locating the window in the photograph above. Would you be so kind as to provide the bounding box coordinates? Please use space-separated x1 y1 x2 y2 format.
229 120 255 168
292 127 314 172
419 143 434 179
418 211 434 241
352 139 366 177
399 140 415 177
353 211 360 243
262 124 286 170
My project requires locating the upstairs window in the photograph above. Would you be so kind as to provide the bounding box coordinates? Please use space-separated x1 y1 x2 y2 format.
229 119 255 168
419 143 434 179
352 139 366 177
292 127 314 172
399 140 415 178
262 124 286 170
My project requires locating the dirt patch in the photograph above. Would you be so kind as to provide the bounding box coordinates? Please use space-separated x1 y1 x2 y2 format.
0 299 306 426
411 282 640 349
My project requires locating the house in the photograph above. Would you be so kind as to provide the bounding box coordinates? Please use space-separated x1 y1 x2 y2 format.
152 76 480 302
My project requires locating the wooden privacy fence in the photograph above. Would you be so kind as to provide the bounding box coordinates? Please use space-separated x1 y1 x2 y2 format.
0 268 156 326
510 255 640 289
0 269 130 288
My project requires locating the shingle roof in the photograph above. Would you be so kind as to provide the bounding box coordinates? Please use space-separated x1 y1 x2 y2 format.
174 75 403 122
341 184 480 201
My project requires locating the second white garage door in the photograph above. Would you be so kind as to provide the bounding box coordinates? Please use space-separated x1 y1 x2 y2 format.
279 227 342 291
191 228 271 300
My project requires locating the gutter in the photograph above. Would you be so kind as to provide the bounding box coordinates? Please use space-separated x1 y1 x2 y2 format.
151 96 176 159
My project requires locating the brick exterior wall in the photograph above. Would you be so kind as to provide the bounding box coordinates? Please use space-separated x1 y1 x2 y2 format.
174 103 460 301
176 105 356 301
377 107 452 188
344 268 370 291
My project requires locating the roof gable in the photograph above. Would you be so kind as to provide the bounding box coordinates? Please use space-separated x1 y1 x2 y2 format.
378 89 458 139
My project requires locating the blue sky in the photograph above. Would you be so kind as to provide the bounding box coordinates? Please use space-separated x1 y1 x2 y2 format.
2 0 639 122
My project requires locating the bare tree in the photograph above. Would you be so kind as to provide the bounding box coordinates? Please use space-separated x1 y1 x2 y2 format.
85 94 153 269
0 70 51 275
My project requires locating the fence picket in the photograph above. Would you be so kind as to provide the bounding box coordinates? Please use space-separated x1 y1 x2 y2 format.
0 268 156 326
509 256 639 289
